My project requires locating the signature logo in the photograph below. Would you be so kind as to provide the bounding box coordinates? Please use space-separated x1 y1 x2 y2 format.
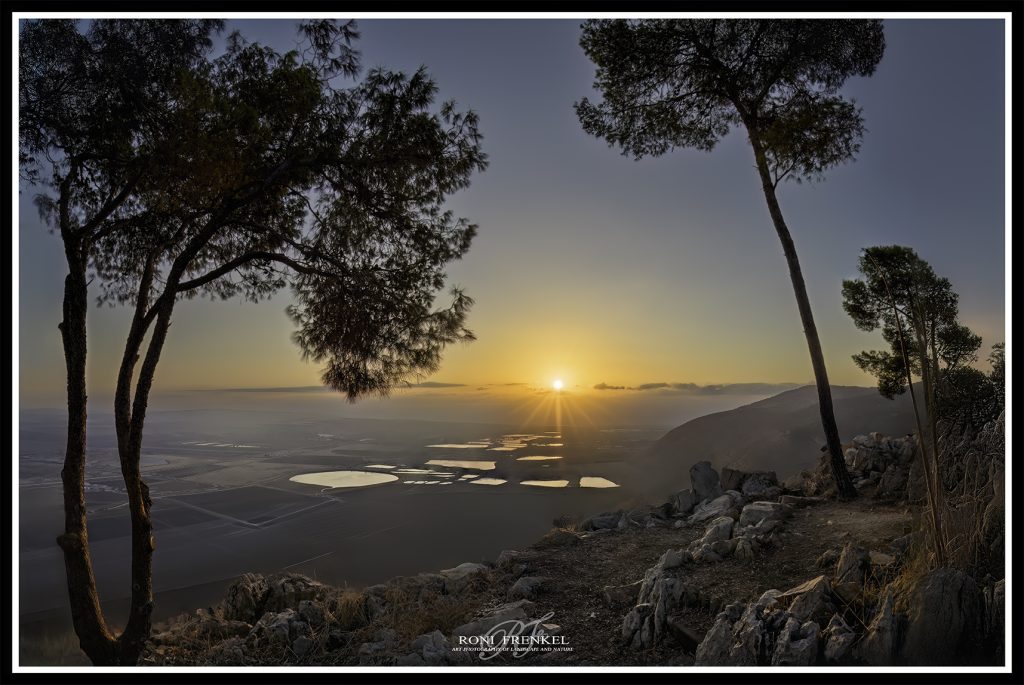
455 612 571 660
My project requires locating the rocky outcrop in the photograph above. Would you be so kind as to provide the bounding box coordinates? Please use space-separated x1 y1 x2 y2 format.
690 461 724 502
901 568 986 665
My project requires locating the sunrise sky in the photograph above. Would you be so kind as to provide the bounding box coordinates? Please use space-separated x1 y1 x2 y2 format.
17 18 1006 410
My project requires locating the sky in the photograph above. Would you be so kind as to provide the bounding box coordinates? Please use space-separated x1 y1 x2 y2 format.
17 18 1006 418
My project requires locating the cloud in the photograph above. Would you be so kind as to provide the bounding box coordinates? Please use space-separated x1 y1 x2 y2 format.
410 381 466 388
591 382 801 395
635 382 671 391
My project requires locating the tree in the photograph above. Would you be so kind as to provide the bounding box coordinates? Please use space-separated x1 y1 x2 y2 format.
842 245 984 564
575 19 884 499
20 19 486 665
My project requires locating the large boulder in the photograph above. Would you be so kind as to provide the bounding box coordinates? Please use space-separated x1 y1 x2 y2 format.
672 489 698 516
901 568 986 665
690 461 723 502
689 494 736 523
223 573 270 623
738 501 789 527
720 467 746 492
440 562 490 595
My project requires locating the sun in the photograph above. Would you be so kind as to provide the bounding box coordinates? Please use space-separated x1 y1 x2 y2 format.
552 379 564 391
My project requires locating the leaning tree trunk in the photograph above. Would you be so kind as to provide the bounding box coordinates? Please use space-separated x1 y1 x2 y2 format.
748 138 858 500
55 244 121 665
112 297 175 664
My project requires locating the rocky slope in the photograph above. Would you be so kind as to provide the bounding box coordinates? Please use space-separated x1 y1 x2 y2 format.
642 386 916 492
142 423 1004 668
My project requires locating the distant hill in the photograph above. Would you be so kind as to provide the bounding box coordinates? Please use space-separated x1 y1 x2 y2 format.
639 385 916 493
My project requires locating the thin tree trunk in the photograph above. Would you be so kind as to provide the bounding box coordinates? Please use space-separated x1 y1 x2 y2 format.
114 293 178 663
747 136 857 499
55 246 120 665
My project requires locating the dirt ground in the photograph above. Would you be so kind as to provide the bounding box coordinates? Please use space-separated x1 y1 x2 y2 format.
473 499 913 666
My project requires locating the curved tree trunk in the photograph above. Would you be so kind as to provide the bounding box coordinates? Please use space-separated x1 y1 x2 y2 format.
748 138 858 500
56 247 121 665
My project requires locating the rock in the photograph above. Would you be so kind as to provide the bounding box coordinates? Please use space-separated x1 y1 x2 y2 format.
262 573 326 614
292 635 313 658
223 573 270 623
621 603 653 642
834 543 869 586
779 495 825 508
622 549 692 648
249 609 309 649
720 467 746 492
672 489 698 516
452 600 536 639
889 532 918 557
741 471 778 498
581 511 620 531
694 546 723 563
537 528 581 548
869 551 895 567
602 580 643 607
508 575 549 600
902 568 985 665
815 547 841 570
440 562 489 595
875 464 908 501
823 613 856 663
855 589 897 665
410 630 450 666
708 539 736 558
694 603 744 665
700 516 734 545
690 460 723 502
738 501 789 527
779 575 832 624
771 617 819 666
734 538 755 561
689 494 735 523
297 600 325 628
495 549 523 568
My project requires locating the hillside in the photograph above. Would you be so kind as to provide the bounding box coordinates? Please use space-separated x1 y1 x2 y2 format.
641 386 915 493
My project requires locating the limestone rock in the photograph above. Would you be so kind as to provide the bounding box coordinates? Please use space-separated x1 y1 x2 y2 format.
738 501 789 527
508 575 550 600
855 589 897 665
902 568 985 665
823 613 856 663
689 494 735 523
720 467 745 492
440 562 489 595
779 575 832 624
690 460 723 502
771 617 819 666
672 489 698 516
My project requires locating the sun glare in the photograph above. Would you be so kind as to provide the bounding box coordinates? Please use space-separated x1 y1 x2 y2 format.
552 379 564 391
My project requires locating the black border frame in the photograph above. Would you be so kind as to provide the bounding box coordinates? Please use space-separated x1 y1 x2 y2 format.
3 2 1021 684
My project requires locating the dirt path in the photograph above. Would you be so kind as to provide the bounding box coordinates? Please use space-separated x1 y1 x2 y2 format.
476 499 912 666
